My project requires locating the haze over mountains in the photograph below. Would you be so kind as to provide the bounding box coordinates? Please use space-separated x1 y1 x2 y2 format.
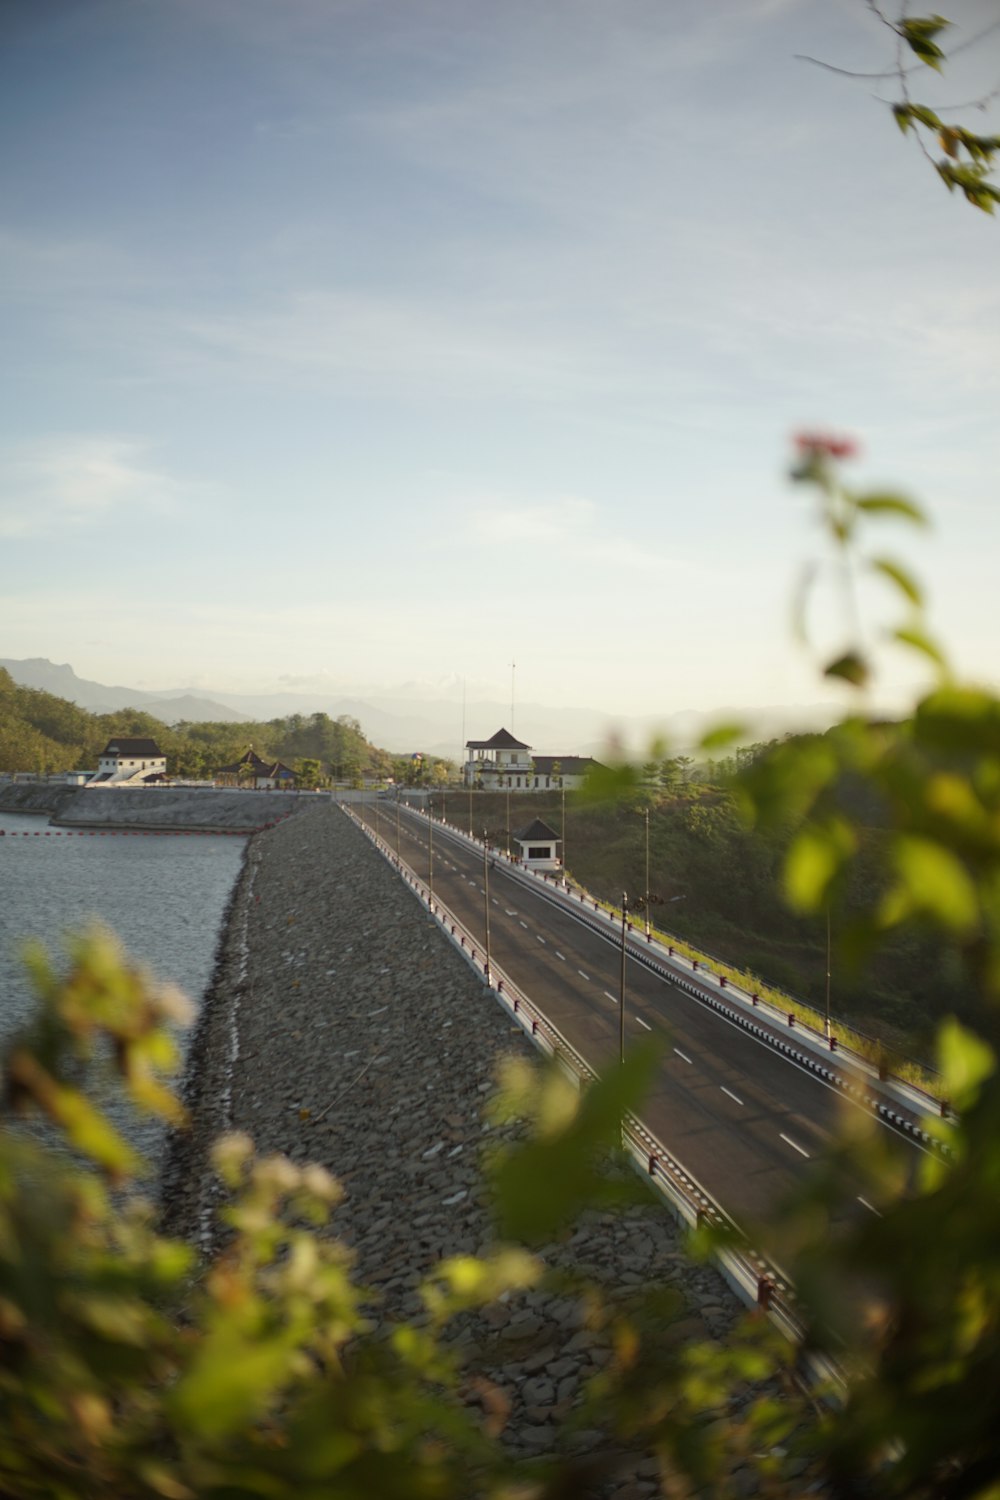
1 658 843 759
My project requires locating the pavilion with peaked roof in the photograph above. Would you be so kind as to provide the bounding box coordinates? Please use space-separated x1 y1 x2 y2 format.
215 747 297 790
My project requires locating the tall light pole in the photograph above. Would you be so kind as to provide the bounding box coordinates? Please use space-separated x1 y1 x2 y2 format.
619 891 629 1066
428 798 434 908
483 829 493 986
396 789 402 865
825 906 832 1040
644 807 651 939
505 784 511 855
561 780 566 884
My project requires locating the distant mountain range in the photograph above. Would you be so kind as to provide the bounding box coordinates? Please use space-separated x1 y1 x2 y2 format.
0 658 844 759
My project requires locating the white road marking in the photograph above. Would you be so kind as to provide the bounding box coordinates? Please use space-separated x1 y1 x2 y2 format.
537 935 546 944
506 909 517 916
857 1196 882 1217
492 898 499 906
578 969 590 981
720 1086 744 1106
604 990 618 1004
519 921 528 930
636 1016 652 1031
780 1133 810 1159
674 1048 693 1064
556 951 565 961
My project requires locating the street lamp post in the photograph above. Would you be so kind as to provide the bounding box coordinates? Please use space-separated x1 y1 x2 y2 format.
825 906 832 1040
483 829 493 986
644 807 651 939
428 798 434 909
396 791 401 863
561 781 567 885
619 891 628 1066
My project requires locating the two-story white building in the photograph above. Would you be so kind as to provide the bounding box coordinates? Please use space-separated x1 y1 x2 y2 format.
91 737 167 784
463 728 600 791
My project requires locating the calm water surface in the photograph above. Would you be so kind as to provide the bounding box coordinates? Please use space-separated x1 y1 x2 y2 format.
0 808 246 1159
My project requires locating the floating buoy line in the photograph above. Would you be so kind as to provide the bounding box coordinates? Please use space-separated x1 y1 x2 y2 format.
0 816 293 839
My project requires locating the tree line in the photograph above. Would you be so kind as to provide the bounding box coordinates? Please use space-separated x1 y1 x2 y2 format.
0 669 453 788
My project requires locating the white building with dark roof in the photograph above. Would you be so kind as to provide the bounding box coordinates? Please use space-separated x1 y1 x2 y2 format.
463 728 600 791
91 737 167 784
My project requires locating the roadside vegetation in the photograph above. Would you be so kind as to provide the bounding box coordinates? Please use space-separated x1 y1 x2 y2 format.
3 15 1000 1490
0 672 452 789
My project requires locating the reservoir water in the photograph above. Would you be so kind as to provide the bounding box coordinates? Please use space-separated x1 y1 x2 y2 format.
0 807 246 1161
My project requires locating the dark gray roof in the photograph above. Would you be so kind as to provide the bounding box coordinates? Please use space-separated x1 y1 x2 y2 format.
216 747 295 778
101 738 163 757
514 818 560 842
531 755 600 776
466 727 531 751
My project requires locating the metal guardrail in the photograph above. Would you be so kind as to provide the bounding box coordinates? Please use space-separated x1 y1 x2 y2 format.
346 806 804 1336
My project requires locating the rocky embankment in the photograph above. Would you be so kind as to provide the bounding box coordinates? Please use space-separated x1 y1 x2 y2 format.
0 783 79 817
0 783 308 829
163 802 795 1498
54 786 307 830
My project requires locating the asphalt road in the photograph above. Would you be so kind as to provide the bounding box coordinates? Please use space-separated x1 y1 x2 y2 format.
358 800 922 1233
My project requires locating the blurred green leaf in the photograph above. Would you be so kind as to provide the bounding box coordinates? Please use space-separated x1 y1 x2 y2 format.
900 15 950 70
582 760 641 804
784 817 856 913
855 492 927 525
698 722 746 752
824 651 870 687
893 625 949 673
490 1050 658 1244
914 686 1000 753
883 834 979 936
871 555 924 607
937 1018 995 1111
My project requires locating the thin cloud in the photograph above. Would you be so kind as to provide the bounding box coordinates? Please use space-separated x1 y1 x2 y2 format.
0 437 190 539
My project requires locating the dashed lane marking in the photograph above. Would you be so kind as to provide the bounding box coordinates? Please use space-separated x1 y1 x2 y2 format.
636 1016 652 1032
519 921 529 930
556 951 565 961
604 990 618 1004
578 969 590 981
720 1086 744 1106
674 1048 693 1064
780 1133 810 1159
537 935 546 944
858 1196 882 1217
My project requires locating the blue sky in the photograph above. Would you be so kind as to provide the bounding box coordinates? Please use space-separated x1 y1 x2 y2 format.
1 0 997 720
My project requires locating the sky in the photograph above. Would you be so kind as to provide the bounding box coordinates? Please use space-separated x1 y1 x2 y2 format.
1 0 998 722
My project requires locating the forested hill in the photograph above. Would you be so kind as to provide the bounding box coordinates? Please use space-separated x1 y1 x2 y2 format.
0 666 445 785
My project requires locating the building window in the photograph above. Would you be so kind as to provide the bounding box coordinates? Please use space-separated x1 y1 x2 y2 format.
528 845 550 859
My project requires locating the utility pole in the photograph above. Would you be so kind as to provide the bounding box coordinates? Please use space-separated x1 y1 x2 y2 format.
483 829 493 986
428 798 434 909
825 906 832 1040
619 891 628 1065
644 807 651 939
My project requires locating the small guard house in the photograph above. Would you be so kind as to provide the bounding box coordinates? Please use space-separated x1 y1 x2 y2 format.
513 818 562 871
